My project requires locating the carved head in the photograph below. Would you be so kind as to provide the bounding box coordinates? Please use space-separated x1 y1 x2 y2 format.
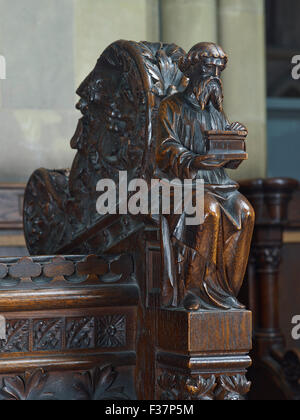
179 42 228 111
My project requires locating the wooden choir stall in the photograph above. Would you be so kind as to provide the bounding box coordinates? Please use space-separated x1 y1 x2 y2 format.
0 40 296 401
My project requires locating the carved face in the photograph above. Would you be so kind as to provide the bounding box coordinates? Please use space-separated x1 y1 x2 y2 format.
191 57 226 111
197 57 226 81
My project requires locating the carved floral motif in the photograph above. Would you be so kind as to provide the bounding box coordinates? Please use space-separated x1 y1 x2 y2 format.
66 317 95 349
215 375 251 400
0 369 53 400
33 319 63 351
97 315 126 348
0 320 29 353
158 372 251 401
73 365 129 400
0 365 130 400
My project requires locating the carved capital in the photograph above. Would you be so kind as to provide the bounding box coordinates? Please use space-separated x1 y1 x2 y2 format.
253 247 282 271
215 375 251 401
157 372 251 401
157 372 216 400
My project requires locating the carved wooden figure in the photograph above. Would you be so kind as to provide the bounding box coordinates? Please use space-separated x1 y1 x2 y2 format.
156 42 255 311
0 41 255 400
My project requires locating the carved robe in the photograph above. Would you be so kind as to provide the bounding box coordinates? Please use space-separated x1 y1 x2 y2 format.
156 92 255 310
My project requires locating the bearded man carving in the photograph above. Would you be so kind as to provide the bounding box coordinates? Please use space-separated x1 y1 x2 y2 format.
156 42 255 311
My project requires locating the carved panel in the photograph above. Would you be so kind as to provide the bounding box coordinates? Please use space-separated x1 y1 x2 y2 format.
66 317 95 350
0 313 129 355
0 320 30 353
23 41 186 256
33 319 63 351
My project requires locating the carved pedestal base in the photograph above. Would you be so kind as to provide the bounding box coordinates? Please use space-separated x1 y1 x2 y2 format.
155 309 252 400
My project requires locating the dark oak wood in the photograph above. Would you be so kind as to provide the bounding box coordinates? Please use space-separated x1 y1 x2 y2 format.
0 41 254 400
240 177 300 400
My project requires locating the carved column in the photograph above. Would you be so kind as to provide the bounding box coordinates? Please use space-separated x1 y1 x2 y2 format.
240 178 300 400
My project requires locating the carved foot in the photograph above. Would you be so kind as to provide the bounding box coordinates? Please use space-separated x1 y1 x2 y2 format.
183 293 201 311
183 292 245 311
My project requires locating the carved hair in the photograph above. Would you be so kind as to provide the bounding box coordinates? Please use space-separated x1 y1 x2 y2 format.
179 42 228 77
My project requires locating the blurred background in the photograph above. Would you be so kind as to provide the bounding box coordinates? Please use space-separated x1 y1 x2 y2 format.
0 0 299 350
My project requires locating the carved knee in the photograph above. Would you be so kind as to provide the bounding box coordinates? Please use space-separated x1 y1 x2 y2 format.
241 198 255 228
204 195 221 223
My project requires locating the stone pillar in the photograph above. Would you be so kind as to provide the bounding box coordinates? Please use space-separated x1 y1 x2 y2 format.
160 0 218 51
218 0 267 180
74 0 160 88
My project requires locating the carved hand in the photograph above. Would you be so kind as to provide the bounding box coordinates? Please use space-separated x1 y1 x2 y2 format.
192 154 227 170
228 122 248 133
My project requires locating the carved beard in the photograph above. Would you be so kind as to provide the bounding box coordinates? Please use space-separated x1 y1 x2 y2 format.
194 77 224 112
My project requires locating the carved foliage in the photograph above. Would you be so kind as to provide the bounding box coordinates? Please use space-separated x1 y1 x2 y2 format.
0 369 53 401
74 365 129 400
136 42 187 99
0 320 30 353
158 372 251 401
158 372 216 400
0 314 127 354
0 365 129 401
33 319 63 351
66 317 95 350
215 375 251 400
23 41 187 256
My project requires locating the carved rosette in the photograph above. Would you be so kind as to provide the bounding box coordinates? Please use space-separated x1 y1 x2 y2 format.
97 315 126 348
